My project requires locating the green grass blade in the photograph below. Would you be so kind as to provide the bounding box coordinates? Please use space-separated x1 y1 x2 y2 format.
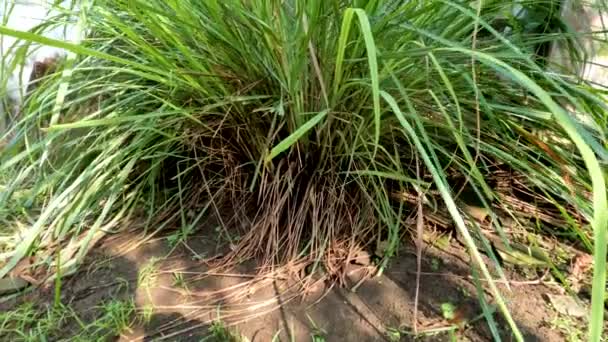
351 9 380 154
265 110 328 163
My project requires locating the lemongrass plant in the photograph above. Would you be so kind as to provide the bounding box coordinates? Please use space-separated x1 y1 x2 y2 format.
0 0 606 340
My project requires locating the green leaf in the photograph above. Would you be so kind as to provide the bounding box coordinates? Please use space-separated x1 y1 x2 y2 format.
332 9 380 153
265 110 328 163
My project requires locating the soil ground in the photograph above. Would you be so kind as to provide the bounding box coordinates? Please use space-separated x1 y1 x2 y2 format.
0 224 590 342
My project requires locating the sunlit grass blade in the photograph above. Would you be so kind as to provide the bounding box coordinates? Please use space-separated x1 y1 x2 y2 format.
265 109 328 163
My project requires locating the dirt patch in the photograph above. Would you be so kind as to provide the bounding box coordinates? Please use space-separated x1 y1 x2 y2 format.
0 226 586 341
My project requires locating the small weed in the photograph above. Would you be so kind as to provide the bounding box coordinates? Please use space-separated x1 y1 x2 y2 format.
0 303 44 340
310 333 326 342
0 299 137 341
166 232 181 248
138 257 160 290
138 257 161 304
386 327 401 342
99 299 136 335
204 306 247 342
140 304 155 325
441 302 457 320
172 271 192 297
550 315 585 342
306 314 326 342
72 299 136 339
208 319 244 342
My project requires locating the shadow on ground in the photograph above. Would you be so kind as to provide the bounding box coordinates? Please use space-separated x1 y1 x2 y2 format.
0 224 570 341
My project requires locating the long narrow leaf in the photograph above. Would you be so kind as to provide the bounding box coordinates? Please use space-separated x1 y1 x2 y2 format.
265 110 328 162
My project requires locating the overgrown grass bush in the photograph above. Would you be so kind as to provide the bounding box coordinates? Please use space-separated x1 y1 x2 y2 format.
0 0 606 339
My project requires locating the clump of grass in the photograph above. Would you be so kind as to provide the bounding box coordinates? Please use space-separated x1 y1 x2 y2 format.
0 300 136 341
208 319 245 342
0 0 606 339
550 314 585 342
138 257 160 291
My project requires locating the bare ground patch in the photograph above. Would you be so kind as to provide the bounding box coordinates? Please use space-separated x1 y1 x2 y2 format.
1 220 588 342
